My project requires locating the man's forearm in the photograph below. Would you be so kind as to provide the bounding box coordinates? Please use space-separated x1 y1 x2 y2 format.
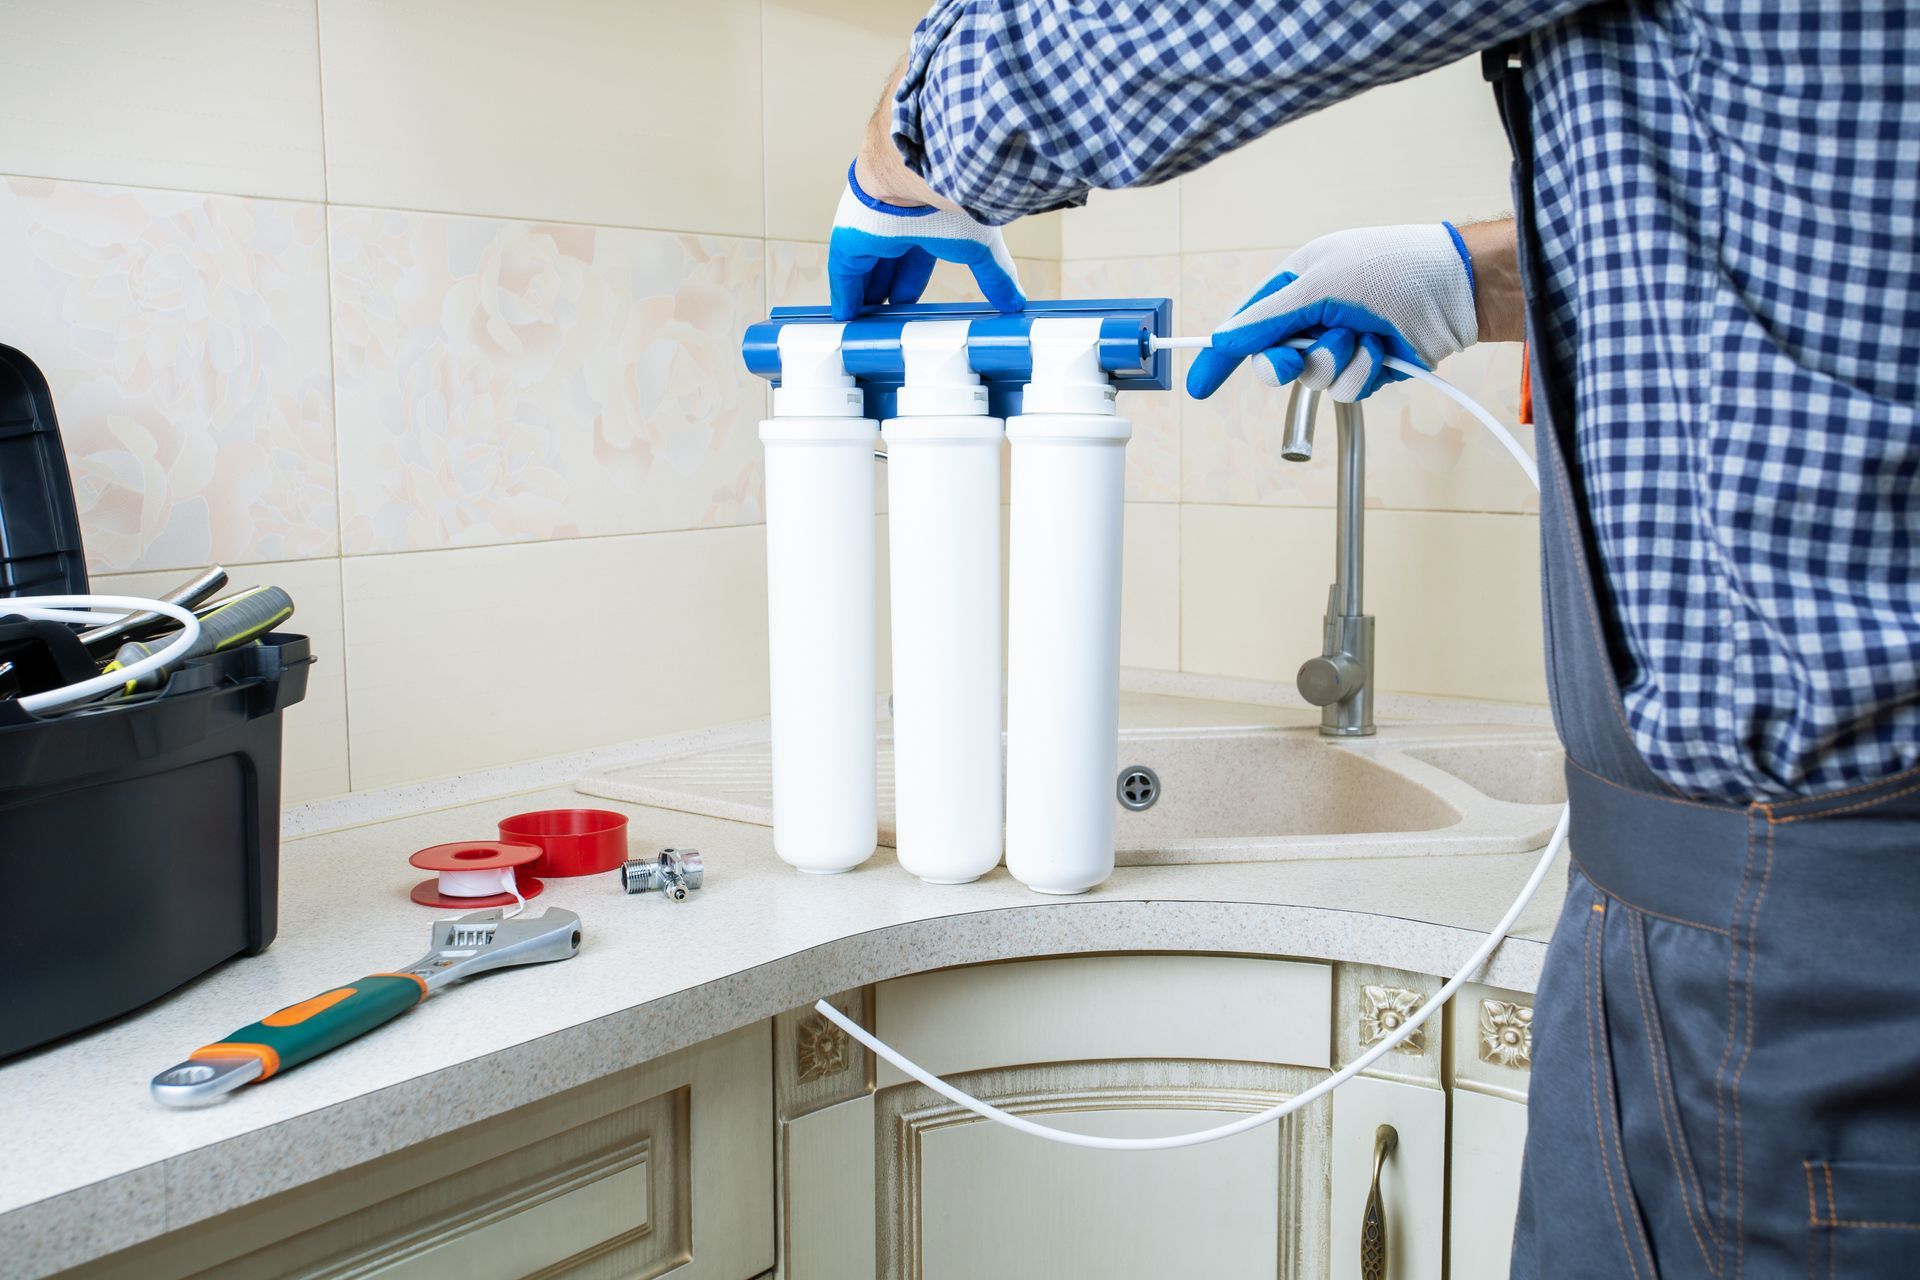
853 59 954 211
1462 217 1524 344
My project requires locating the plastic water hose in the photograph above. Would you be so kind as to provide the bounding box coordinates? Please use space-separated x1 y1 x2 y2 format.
813 337 1564 1150
5 595 203 713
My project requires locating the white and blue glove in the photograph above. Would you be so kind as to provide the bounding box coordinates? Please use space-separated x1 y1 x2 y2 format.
828 162 1025 321
1187 223 1478 403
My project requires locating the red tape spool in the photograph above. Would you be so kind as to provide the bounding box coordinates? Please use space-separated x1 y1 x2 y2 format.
498 808 629 877
408 841 545 908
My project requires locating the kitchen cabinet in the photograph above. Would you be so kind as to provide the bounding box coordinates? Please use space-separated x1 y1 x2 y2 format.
49 963 1535 1280
57 1023 774 1280
776 960 1532 1280
777 955 1340 1280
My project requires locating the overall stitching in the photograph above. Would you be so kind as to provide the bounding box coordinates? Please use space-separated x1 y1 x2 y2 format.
1630 913 1722 1273
1768 776 1920 824
1825 1164 1836 1280
1803 1161 1819 1280
1603 926 1665 1277
1731 819 1776 1278
1589 901 1651 1280
1714 813 1760 1276
1571 850 1734 937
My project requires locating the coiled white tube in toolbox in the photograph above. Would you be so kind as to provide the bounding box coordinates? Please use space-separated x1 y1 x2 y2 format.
816 335 1564 1151
4 595 203 713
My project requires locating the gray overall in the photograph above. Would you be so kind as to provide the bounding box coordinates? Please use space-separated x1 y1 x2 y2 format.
1488 48 1920 1280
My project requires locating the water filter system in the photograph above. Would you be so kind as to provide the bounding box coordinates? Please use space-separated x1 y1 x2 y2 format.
745 303 1568 1149
747 299 1171 887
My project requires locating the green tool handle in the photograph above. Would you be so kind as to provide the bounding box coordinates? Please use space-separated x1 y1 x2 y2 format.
195 975 427 1081
111 585 295 691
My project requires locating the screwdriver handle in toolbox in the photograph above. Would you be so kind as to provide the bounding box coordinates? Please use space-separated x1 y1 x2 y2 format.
111 585 295 691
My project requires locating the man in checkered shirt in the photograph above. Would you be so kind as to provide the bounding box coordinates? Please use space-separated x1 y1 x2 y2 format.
828 3 1920 1275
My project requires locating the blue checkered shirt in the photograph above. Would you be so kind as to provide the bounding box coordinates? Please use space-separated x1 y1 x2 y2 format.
894 1 1920 803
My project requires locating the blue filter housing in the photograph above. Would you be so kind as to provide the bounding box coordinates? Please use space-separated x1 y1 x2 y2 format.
741 298 1174 418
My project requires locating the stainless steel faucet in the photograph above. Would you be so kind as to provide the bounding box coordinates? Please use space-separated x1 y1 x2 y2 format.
1281 385 1375 736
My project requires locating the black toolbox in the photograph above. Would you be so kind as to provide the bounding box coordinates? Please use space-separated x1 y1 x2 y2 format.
0 343 311 1059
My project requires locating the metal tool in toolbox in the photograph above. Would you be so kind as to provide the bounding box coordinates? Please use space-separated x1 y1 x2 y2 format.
150 907 582 1107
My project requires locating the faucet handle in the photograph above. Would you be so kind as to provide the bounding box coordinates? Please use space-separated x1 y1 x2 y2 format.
1298 653 1364 707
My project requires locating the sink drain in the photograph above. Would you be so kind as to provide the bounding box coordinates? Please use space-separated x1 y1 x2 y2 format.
1116 765 1161 812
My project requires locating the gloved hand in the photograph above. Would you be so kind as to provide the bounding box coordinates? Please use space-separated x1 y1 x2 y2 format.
1186 223 1478 402
828 161 1024 321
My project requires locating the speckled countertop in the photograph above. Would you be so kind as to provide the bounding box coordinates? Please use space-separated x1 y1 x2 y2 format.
0 688 1566 1279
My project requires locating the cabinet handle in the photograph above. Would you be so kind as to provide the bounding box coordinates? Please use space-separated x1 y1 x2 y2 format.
1361 1123 1399 1280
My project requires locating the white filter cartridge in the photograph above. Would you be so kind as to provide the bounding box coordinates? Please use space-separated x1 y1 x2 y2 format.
886 322 1004 884
761 325 878 873
1004 319 1130 894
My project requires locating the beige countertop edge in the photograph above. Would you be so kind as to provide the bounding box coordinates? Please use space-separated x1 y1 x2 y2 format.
2 896 1547 1278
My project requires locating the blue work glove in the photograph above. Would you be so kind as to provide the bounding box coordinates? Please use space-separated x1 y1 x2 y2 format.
828 161 1025 321
1187 223 1478 403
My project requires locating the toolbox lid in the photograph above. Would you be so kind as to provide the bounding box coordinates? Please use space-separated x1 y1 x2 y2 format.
0 343 88 599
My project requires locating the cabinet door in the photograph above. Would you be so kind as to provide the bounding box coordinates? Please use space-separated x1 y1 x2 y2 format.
1449 1090 1528 1277
1330 1075 1446 1280
67 1023 774 1280
861 955 1336 1280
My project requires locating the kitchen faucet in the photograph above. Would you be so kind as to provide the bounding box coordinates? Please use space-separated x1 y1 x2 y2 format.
1281 385 1375 736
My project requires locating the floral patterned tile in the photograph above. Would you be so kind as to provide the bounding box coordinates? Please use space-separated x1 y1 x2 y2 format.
1062 256 1180 503
1179 250 1536 515
329 210 765 552
0 177 337 573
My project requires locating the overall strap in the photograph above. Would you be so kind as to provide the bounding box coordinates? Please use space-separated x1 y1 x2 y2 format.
1484 44 1676 797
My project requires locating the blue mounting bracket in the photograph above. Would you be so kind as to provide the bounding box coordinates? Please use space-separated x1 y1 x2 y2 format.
741 298 1173 419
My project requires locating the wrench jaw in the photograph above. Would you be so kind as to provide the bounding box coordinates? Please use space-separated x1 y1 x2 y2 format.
397 907 583 993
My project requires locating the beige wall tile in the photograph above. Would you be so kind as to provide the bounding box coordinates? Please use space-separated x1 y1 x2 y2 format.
0 178 338 573
1180 58 1514 254
0 0 324 201
1001 211 1062 261
330 209 764 552
342 527 769 788
762 0 931 242
1368 509 1544 703
1062 256 1181 503
318 0 764 235
1180 505 1332 683
1060 182 1181 261
1122 503 1179 671
92 558 352 803
1180 504 1544 704
1179 252 1535 514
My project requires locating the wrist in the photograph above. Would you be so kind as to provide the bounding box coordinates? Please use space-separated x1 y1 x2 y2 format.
854 58 949 211
1459 217 1524 344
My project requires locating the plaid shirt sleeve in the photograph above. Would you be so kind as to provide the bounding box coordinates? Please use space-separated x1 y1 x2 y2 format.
892 0 1588 224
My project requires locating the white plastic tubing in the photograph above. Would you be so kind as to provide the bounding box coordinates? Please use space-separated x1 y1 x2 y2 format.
4 595 202 713
815 334 1567 1151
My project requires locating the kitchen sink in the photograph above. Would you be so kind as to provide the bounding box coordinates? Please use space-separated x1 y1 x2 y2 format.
577 711 1566 866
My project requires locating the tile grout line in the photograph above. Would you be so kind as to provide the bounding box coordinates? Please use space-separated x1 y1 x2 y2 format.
310 2 355 795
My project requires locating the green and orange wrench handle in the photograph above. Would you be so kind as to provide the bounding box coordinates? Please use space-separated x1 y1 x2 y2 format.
183 975 426 1083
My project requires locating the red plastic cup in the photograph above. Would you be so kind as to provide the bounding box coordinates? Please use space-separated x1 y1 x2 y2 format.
497 808 629 877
